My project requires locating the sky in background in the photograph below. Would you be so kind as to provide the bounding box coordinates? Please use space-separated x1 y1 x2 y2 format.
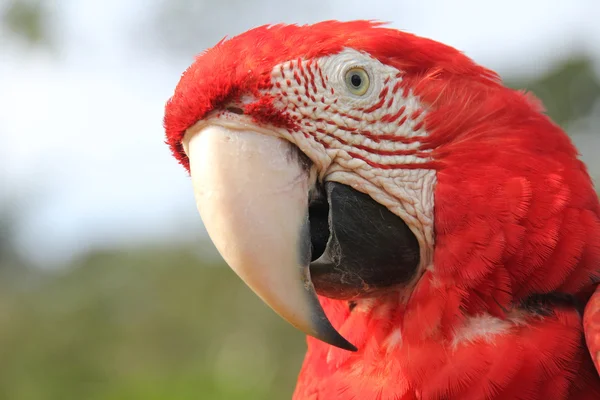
1 0 599 266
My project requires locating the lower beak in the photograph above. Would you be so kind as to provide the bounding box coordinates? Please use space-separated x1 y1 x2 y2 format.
184 124 356 351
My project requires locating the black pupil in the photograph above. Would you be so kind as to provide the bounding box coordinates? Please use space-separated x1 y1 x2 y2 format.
350 73 362 88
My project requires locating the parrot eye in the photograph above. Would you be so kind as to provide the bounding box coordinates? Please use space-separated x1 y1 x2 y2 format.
344 67 370 96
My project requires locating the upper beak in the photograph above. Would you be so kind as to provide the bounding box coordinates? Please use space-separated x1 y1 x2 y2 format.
183 123 357 351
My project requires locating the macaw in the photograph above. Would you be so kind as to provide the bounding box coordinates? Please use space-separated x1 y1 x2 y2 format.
163 21 600 399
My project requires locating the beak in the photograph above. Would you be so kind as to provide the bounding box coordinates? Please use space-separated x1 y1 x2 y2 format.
184 124 357 351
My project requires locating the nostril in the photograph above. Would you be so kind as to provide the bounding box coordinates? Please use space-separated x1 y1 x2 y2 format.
226 106 244 115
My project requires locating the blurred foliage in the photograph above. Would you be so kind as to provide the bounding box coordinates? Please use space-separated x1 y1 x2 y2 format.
1 0 53 47
0 197 27 273
507 56 600 127
0 206 17 265
0 246 306 400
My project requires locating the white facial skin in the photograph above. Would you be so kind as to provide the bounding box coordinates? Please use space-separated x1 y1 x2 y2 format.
267 49 436 283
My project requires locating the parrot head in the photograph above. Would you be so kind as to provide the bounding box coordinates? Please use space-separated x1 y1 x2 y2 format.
164 21 600 358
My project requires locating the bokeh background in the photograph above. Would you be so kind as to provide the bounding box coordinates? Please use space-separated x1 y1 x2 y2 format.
1 0 599 399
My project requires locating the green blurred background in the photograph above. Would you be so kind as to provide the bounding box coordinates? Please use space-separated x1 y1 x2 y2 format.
0 0 599 399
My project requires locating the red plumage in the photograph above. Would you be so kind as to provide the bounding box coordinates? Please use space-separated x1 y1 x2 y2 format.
164 21 600 399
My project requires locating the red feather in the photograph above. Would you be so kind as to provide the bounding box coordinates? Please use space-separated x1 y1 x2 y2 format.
585 286 600 373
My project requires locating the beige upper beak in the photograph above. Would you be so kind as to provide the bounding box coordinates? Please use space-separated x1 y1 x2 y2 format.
183 124 356 351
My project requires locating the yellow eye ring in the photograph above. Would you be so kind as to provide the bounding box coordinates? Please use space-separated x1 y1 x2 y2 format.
344 67 370 96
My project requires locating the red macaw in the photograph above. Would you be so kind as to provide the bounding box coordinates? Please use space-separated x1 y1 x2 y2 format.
164 21 600 399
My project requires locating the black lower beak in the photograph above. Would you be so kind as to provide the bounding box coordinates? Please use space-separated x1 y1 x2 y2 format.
309 182 421 300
